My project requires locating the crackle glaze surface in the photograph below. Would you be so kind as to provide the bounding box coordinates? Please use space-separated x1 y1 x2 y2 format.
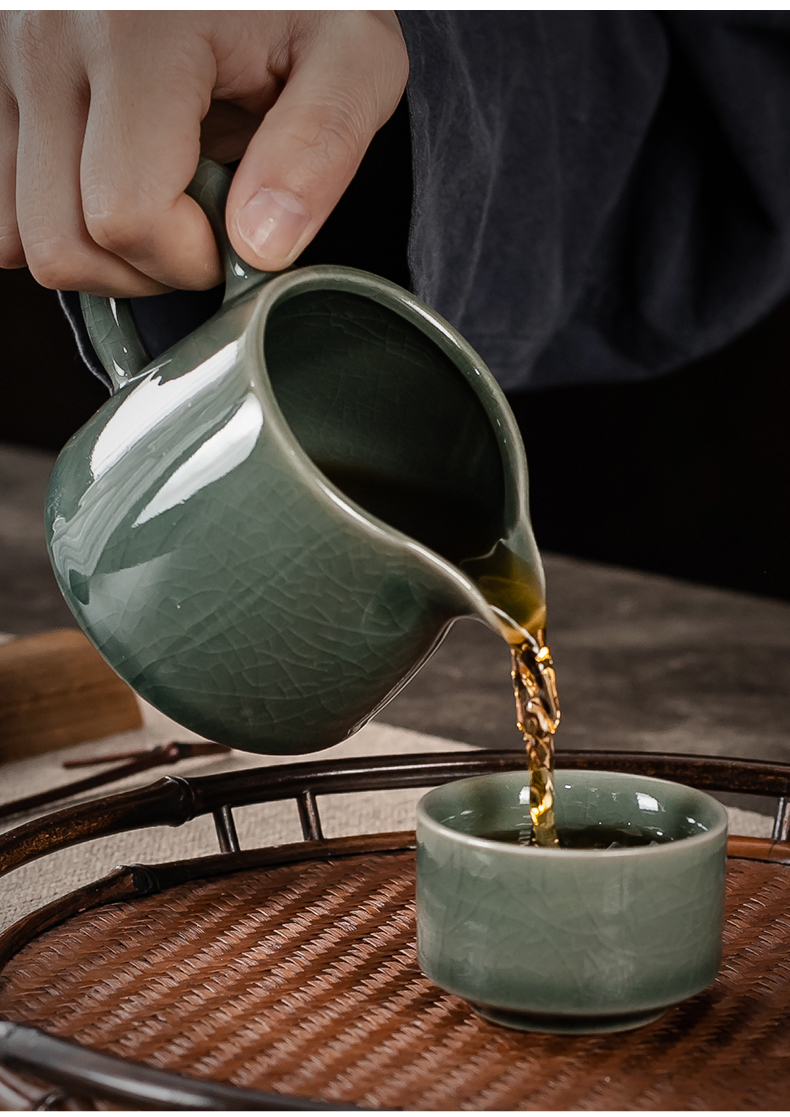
416 770 728 1028
46 160 542 753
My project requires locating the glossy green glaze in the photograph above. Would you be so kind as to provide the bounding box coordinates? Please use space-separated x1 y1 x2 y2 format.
417 770 728 1033
46 160 543 753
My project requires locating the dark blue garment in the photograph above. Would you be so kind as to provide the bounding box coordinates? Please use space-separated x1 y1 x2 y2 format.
400 11 790 390
64 11 790 392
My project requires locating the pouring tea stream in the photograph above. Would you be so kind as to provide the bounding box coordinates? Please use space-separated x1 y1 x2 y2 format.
46 159 558 826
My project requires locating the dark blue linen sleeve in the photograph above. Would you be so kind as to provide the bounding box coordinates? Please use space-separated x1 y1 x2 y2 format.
399 11 790 390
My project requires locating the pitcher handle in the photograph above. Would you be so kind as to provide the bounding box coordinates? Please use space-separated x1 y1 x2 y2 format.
79 158 274 391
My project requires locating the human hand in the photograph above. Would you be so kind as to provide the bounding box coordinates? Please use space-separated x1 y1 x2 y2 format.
0 11 408 296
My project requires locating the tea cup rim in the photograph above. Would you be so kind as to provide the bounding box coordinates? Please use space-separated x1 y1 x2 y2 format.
417 767 729 858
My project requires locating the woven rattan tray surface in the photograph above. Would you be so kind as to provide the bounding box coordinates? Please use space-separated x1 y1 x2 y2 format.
1 749 790 1110
2 840 790 1110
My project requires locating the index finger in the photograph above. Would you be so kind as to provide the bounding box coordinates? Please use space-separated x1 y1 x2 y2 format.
79 13 223 291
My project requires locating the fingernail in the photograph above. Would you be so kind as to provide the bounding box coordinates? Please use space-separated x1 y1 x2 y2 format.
235 187 310 266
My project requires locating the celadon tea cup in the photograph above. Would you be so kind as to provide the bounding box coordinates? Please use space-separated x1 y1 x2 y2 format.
416 769 728 1034
46 159 544 754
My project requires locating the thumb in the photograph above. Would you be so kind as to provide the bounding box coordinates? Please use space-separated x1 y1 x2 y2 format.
226 15 408 271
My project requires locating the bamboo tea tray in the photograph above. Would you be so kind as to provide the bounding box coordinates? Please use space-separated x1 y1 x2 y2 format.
1 749 790 1110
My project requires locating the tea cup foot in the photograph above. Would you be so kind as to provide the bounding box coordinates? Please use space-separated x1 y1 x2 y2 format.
471 1003 667 1034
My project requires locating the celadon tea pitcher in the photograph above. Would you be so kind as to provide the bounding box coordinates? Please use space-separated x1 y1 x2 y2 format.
46 159 544 754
